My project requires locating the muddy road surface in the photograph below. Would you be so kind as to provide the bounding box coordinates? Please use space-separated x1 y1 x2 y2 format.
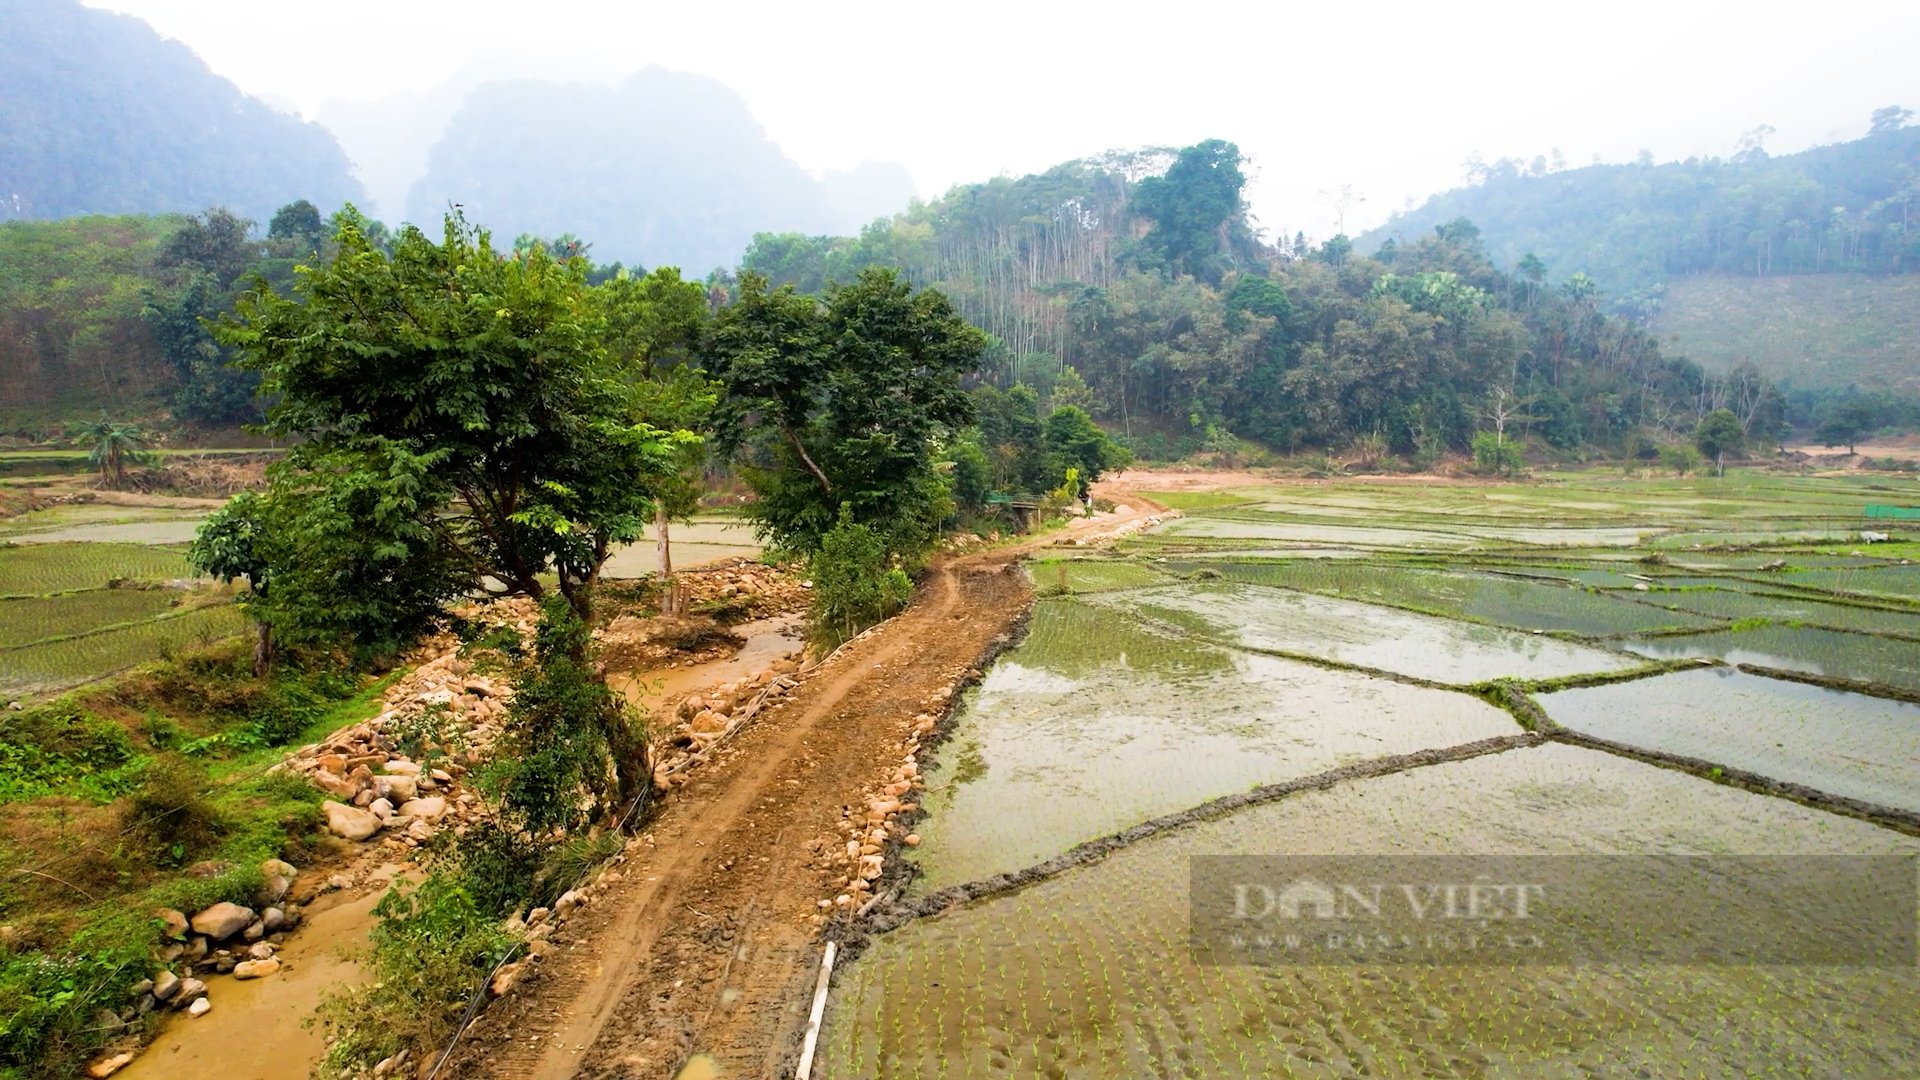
452 498 1162 1079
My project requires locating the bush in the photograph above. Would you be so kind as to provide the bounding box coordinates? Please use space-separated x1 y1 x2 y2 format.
1658 443 1704 476
1470 431 1525 475
808 508 913 650
0 704 139 804
0 939 152 1079
316 872 518 1078
120 754 224 867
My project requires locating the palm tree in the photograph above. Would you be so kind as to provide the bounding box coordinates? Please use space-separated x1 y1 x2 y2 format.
73 416 153 486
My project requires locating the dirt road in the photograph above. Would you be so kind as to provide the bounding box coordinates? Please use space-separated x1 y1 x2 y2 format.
452 497 1163 1080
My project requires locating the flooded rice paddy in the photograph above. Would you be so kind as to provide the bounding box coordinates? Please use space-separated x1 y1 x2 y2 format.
1085 582 1638 683
823 471 1920 1078
825 746 1919 1078
1542 666 1920 811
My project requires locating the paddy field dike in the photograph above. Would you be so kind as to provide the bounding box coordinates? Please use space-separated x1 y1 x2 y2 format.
819 470 1920 1078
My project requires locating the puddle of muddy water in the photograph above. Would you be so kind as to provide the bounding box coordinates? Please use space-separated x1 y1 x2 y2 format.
120 888 383 1080
1087 582 1637 683
908 599 1518 887
612 613 805 710
1626 624 1920 694
1542 666 1920 811
822 744 1920 1078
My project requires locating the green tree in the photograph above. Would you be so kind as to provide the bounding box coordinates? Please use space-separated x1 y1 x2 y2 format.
1815 399 1874 453
807 508 913 649
220 211 695 807
1693 408 1746 475
597 266 716 613
707 268 984 556
1130 139 1256 284
72 416 152 485
1042 406 1132 497
186 491 276 674
221 211 696 630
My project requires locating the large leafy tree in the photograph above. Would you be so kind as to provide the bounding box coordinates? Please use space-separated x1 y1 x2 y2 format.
707 268 984 556
1693 408 1747 475
1130 139 1257 285
219 211 696 632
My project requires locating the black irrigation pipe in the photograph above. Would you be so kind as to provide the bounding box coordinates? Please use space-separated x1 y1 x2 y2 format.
426 778 658 1080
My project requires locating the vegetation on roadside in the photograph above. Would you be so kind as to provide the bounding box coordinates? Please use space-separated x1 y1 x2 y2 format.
0 638 378 1078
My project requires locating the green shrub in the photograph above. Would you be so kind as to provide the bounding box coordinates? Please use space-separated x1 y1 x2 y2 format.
120 754 224 867
1469 431 1525 475
0 704 139 804
0 938 152 1079
1658 443 1703 476
808 508 913 650
316 872 518 1078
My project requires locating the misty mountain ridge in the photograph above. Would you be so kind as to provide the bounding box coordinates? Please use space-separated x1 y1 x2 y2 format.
0 0 363 223
402 67 915 271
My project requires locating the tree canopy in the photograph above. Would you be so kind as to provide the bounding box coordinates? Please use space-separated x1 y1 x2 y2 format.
219 211 698 632
705 268 984 556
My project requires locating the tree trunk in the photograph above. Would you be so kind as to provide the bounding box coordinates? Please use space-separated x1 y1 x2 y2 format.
656 504 678 616
252 621 272 678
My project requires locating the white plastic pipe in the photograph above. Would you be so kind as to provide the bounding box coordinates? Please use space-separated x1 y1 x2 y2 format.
794 940 838 1080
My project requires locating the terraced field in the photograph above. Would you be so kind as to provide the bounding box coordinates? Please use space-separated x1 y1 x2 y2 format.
821 470 1920 1079
0 541 236 701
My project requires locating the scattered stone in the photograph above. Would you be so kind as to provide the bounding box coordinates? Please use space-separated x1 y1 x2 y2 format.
187 997 211 1018
489 961 524 997
247 942 276 961
152 970 180 1002
189 903 255 942
323 801 382 841
904 833 922 846
87 1053 134 1077
260 907 288 933
154 908 189 940
232 958 281 980
326 873 353 892
173 977 207 1007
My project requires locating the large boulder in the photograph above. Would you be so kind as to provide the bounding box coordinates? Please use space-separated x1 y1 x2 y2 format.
188 903 254 942
374 774 418 802
398 796 447 822
323 801 382 841
232 958 280 980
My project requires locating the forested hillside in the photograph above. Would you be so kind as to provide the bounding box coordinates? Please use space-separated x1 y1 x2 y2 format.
1362 116 1920 308
0 0 363 223
406 68 912 272
0 203 334 430
742 141 1775 459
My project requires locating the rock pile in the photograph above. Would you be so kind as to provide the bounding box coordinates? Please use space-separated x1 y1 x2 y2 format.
106 855 308 1050
672 557 812 619
815 682 956 916
652 657 806 783
280 607 536 849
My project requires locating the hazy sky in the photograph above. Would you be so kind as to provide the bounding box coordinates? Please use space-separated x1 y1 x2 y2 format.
89 0 1920 237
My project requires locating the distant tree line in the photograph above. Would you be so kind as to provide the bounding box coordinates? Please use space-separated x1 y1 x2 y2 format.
1364 111 1920 309
739 140 1791 459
